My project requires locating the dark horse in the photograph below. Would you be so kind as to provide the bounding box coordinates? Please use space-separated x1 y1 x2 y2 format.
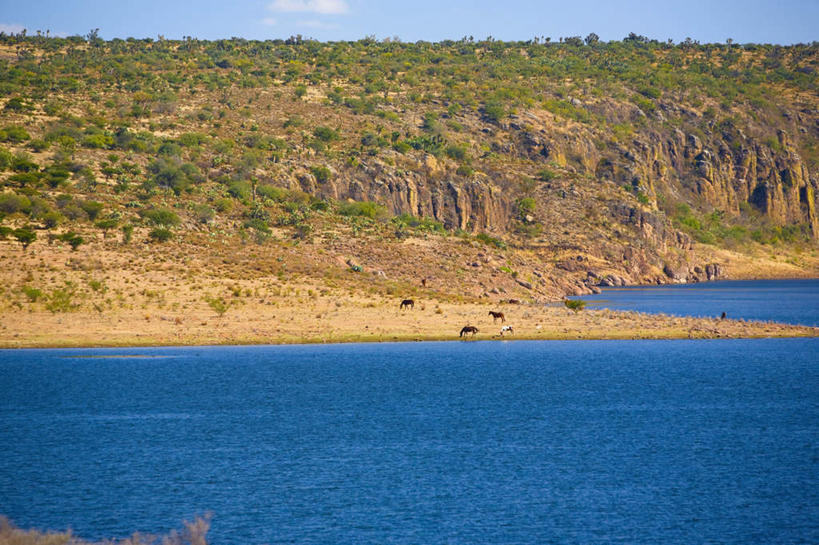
460 326 479 337
488 311 505 323
400 299 414 310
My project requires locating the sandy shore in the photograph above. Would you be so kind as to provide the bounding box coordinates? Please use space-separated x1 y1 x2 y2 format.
1 297 816 349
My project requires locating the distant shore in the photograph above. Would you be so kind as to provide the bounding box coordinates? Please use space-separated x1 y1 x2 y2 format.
2 299 816 349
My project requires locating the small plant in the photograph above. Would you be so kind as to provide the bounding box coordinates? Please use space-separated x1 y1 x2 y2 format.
121 224 133 244
204 295 230 317
564 299 587 312
22 285 43 302
59 231 84 251
148 227 173 243
46 284 78 313
88 279 107 293
476 232 507 249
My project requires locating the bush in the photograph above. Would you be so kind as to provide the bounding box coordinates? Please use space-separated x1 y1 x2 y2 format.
214 198 233 213
0 125 31 143
476 232 507 249
82 133 114 149
313 126 339 142
445 143 469 161
483 101 506 123
564 299 587 312
310 165 332 183
338 200 388 220
142 207 181 227
4 97 31 112
22 285 43 302
148 227 174 242
456 164 474 177
121 224 133 244
536 168 556 182
46 285 78 312
59 231 84 250
205 295 230 317
227 181 251 200
192 204 215 224
0 193 31 215
80 200 104 220
42 211 62 229
516 197 536 218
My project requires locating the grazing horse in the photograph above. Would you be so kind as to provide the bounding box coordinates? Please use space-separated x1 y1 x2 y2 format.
460 326 479 337
400 299 414 310
500 325 514 336
489 311 505 323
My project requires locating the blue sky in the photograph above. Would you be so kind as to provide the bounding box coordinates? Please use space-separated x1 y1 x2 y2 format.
0 0 817 44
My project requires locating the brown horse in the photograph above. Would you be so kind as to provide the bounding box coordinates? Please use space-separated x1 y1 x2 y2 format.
489 311 505 323
400 299 414 310
460 326 479 337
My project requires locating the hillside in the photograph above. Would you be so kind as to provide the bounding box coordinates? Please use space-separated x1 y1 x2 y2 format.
1 32 818 328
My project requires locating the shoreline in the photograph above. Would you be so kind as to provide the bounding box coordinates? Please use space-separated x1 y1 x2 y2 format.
2 312 816 350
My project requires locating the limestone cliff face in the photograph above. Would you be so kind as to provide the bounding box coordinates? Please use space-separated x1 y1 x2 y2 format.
296 156 513 232
512 113 819 242
283 102 816 287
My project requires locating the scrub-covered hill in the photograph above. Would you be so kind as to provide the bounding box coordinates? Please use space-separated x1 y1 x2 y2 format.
1 32 818 315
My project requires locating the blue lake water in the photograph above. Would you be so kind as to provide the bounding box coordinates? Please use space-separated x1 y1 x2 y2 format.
574 279 819 327
1 336 818 544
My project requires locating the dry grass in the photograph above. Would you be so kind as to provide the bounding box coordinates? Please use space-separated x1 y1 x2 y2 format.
0 516 209 545
0 233 816 349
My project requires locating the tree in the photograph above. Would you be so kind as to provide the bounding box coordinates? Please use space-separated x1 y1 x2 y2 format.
59 231 84 250
95 217 119 237
585 33 600 45
12 226 36 250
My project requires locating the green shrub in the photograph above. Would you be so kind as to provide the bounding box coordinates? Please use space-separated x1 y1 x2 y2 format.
313 126 339 143
214 198 233 213
141 207 180 227
205 295 230 317
42 211 62 229
483 101 506 123
82 133 114 149
564 299 587 312
228 181 251 200
456 164 474 177
476 232 507 249
4 97 32 112
46 284 78 312
536 168 556 182
192 204 215 224
148 227 174 242
12 227 37 250
310 165 332 183
0 193 32 215
58 231 84 250
22 285 43 302
121 224 133 244
80 200 104 220
338 200 388 220
0 125 31 143
516 197 536 218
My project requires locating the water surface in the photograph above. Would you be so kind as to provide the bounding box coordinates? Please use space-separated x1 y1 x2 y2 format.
1 339 817 544
575 279 819 326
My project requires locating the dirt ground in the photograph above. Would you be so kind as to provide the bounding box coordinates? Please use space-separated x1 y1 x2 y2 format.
1 236 816 349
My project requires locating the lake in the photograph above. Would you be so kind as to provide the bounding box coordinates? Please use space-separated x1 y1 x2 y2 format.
1 335 817 544
573 278 819 327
